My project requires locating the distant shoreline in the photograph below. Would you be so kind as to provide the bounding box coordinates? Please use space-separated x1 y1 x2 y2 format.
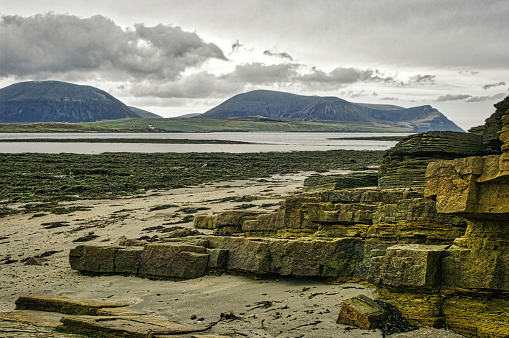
0 138 252 144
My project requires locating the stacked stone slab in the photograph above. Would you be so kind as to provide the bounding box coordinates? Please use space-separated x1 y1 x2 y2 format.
71 236 367 279
481 95 509 153
70 242 225 279
302 171 378 191
197 188 467 245
378 131 484 189
367 107 509 337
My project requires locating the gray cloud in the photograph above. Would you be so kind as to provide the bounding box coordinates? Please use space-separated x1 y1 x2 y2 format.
128 71 243 98
408 75 436 85
125 63 426 99
230 62 299 84
0 13 226 80
436 94 473 102
231 40 243 53
263 50 294 61
435 92 507 103
482 82 506 90
465 93 506 102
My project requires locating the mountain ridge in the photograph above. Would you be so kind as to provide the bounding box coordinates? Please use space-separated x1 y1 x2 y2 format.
0 81 151 123
201 90 464 132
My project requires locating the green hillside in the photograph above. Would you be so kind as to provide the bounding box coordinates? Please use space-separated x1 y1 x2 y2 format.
87 116 411 132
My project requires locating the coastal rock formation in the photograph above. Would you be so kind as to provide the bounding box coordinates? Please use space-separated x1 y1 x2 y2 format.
302 171 378 191
67 104 509 337
369 107 509 337
378 131 484 189
481 95 509 153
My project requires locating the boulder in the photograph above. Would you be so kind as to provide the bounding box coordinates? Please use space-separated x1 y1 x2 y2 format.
336 295 386 329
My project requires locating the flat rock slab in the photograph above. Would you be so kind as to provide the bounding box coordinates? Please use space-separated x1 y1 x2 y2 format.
8 296 227 337
0 309 64 328
58 315 200 337
15 295 131 315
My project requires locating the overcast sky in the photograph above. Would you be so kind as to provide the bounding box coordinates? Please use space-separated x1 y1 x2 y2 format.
1 0 508 129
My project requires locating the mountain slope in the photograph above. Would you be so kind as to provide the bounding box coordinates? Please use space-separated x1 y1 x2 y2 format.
202 90 463 132
0 81 140 123
128 106 161 118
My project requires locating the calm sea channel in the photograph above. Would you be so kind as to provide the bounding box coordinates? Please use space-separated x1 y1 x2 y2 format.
0 132 409 154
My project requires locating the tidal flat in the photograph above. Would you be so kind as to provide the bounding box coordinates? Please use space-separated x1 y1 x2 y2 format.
0 150 383 206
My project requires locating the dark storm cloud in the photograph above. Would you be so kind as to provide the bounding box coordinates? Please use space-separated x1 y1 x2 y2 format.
0 13 226 80
482 82 506 90
263 50 294 61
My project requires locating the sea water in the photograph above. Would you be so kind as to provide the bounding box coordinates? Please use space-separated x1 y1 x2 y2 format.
0 132 409 154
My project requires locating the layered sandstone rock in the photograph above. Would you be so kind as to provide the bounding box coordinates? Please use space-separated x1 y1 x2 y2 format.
369 108 509 337
378 131 484 189
303 171 378 191
482 96 509 153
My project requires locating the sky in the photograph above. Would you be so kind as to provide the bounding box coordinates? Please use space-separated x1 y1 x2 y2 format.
1 0 508 130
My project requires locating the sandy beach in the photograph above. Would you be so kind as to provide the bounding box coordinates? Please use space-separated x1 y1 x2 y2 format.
0 172 463 337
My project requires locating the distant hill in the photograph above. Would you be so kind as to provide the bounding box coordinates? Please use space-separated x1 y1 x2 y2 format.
128 106 161 118
201 90 464 132
0 81 140 123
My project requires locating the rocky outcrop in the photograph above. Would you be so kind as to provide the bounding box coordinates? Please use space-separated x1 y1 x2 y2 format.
367 108 509 337
481 95 509 153
67 106 509 337
378 131 484 189
212 189 467 245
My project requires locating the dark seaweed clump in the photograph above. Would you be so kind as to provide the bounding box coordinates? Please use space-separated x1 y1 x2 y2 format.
374 300 418 337
0 150 383 204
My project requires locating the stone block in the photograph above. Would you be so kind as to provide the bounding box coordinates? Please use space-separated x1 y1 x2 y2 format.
69 245 118 273
204 236 271 274
378 244 448 288
336 295 386 329
206 248 228 269
424 159 479 214
139 243 209 279
442 242 509 290
115 247 143 274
